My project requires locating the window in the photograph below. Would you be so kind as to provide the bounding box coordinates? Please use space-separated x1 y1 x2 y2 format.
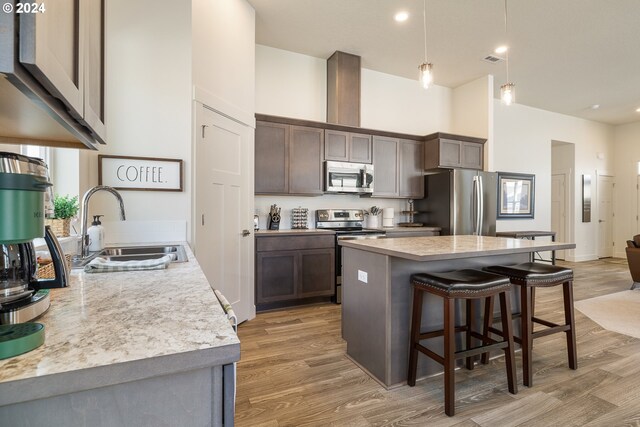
20 145 51 174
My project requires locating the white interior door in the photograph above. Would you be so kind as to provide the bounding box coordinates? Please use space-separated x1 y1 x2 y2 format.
194 103 255 323
597 175 614 258
551 174 566 260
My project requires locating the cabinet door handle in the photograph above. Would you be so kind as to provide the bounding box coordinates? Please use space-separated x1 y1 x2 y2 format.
242 230 251 237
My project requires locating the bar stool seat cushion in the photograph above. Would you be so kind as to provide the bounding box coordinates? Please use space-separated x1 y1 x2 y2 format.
485 262 573 285
411 269 511 296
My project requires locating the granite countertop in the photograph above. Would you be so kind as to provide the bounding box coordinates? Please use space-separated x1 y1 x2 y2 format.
0 243 240 406
369 226 441 232
339 235 575 262
255 229 336 236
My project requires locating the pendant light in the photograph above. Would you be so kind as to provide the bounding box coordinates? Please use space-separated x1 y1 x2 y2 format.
500 0 515 105
419 0 433 89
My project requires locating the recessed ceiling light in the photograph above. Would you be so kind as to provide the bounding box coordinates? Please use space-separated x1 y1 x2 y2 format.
394 11 409 22
636 107 640 113
591 104 600 110
494 45 508 54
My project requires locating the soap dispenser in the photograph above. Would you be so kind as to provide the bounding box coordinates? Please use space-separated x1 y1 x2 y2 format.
87 215 105 252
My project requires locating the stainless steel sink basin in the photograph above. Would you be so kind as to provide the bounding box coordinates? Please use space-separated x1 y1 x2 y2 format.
72 244 188 268
99 245 185 257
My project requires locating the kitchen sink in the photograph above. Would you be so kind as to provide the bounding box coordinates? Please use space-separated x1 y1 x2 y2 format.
72 244 188 268
99 245 185 257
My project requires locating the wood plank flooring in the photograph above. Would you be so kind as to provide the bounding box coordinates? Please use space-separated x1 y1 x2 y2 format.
236 259 640 426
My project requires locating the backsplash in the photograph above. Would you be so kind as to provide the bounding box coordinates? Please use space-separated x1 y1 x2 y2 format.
100 220 187 244
255 195 412 230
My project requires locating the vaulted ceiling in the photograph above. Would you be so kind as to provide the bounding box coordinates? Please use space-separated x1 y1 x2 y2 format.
248 0 640 125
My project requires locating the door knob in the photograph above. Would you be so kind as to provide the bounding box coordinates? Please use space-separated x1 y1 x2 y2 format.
242 230 251 237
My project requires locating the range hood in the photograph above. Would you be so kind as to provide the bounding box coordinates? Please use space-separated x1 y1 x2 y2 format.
327 51 361 128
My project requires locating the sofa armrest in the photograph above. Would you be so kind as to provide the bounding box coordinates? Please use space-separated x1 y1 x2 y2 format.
625 247 640 282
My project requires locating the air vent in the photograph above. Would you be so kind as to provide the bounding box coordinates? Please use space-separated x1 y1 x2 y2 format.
483 55 504 63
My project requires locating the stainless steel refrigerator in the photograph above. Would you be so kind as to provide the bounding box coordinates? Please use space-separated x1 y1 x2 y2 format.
415 169 497 236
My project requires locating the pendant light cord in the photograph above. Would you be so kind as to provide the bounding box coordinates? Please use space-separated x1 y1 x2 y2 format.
423 0 428 62
504 0 509 82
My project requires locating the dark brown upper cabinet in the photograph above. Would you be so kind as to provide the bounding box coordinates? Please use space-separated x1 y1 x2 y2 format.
289 126 324 195
399 139 424 199
372 136 424 199
0 0 106 148
324 130 372 164
372 136 399 197
255 121 290 194
255 121 324 196
424 133 486 171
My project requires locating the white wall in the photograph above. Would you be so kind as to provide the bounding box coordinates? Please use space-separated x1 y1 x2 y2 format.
255 195 410 230
193 0 255 123
360 69 451 135
612 121 640 256
494 101 614 261
255 46 453 134
255 45 326 122
87 0 192 243
452 76 492 138
451 75 494 170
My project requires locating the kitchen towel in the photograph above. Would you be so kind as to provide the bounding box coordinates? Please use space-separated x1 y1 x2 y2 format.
84 254 176 273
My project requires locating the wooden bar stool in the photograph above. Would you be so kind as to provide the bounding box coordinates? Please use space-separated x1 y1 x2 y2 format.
407 269 518 417
483 262 577 387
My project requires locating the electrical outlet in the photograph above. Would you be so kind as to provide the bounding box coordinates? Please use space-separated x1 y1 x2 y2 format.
358 270 368 283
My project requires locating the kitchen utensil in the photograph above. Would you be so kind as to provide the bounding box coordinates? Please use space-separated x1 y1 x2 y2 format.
267 204 281 230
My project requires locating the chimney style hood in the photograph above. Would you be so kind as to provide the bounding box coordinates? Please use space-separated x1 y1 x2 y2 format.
327 51 361 127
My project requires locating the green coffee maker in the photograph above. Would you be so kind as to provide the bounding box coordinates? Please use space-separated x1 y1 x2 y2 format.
0 151 69 326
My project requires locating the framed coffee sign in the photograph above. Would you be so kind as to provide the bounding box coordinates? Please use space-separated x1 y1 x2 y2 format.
98 155 183 191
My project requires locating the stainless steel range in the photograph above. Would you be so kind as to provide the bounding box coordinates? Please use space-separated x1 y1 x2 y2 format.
316 209 386 303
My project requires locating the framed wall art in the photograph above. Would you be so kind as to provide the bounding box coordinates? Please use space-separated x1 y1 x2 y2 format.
98 155 183 191
497 172 535 219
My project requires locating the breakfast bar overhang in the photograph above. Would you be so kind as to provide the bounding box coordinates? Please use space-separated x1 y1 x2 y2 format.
339 235 576 388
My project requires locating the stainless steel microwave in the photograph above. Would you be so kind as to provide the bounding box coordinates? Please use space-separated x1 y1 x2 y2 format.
324 161 374 194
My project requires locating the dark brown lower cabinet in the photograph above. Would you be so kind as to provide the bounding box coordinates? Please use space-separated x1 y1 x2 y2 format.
256 251 297 303
256 235 335 310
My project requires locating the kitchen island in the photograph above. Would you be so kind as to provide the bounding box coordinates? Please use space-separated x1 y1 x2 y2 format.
0 243 239 426
339 235 575 388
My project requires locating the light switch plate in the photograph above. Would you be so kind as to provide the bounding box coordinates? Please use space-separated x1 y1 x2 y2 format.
358 270 368 283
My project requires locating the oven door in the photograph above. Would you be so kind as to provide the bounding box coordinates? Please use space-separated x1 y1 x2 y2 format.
325 161 374 194
335 233 386 303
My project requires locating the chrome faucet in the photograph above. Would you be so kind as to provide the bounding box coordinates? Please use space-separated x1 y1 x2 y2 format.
79 186 126 258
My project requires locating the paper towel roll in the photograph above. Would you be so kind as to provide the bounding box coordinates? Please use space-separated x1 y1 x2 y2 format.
383 208 394 219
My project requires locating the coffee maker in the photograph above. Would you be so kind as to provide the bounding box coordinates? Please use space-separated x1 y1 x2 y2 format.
0 152 69 325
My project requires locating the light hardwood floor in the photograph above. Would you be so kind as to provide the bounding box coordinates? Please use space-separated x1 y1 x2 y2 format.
236 259 640 426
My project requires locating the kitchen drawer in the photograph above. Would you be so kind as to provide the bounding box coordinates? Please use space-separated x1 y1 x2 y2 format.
256 235 334 252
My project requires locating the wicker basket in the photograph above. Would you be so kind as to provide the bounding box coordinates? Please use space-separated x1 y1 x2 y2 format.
36 254 72 279
45 218 71 237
